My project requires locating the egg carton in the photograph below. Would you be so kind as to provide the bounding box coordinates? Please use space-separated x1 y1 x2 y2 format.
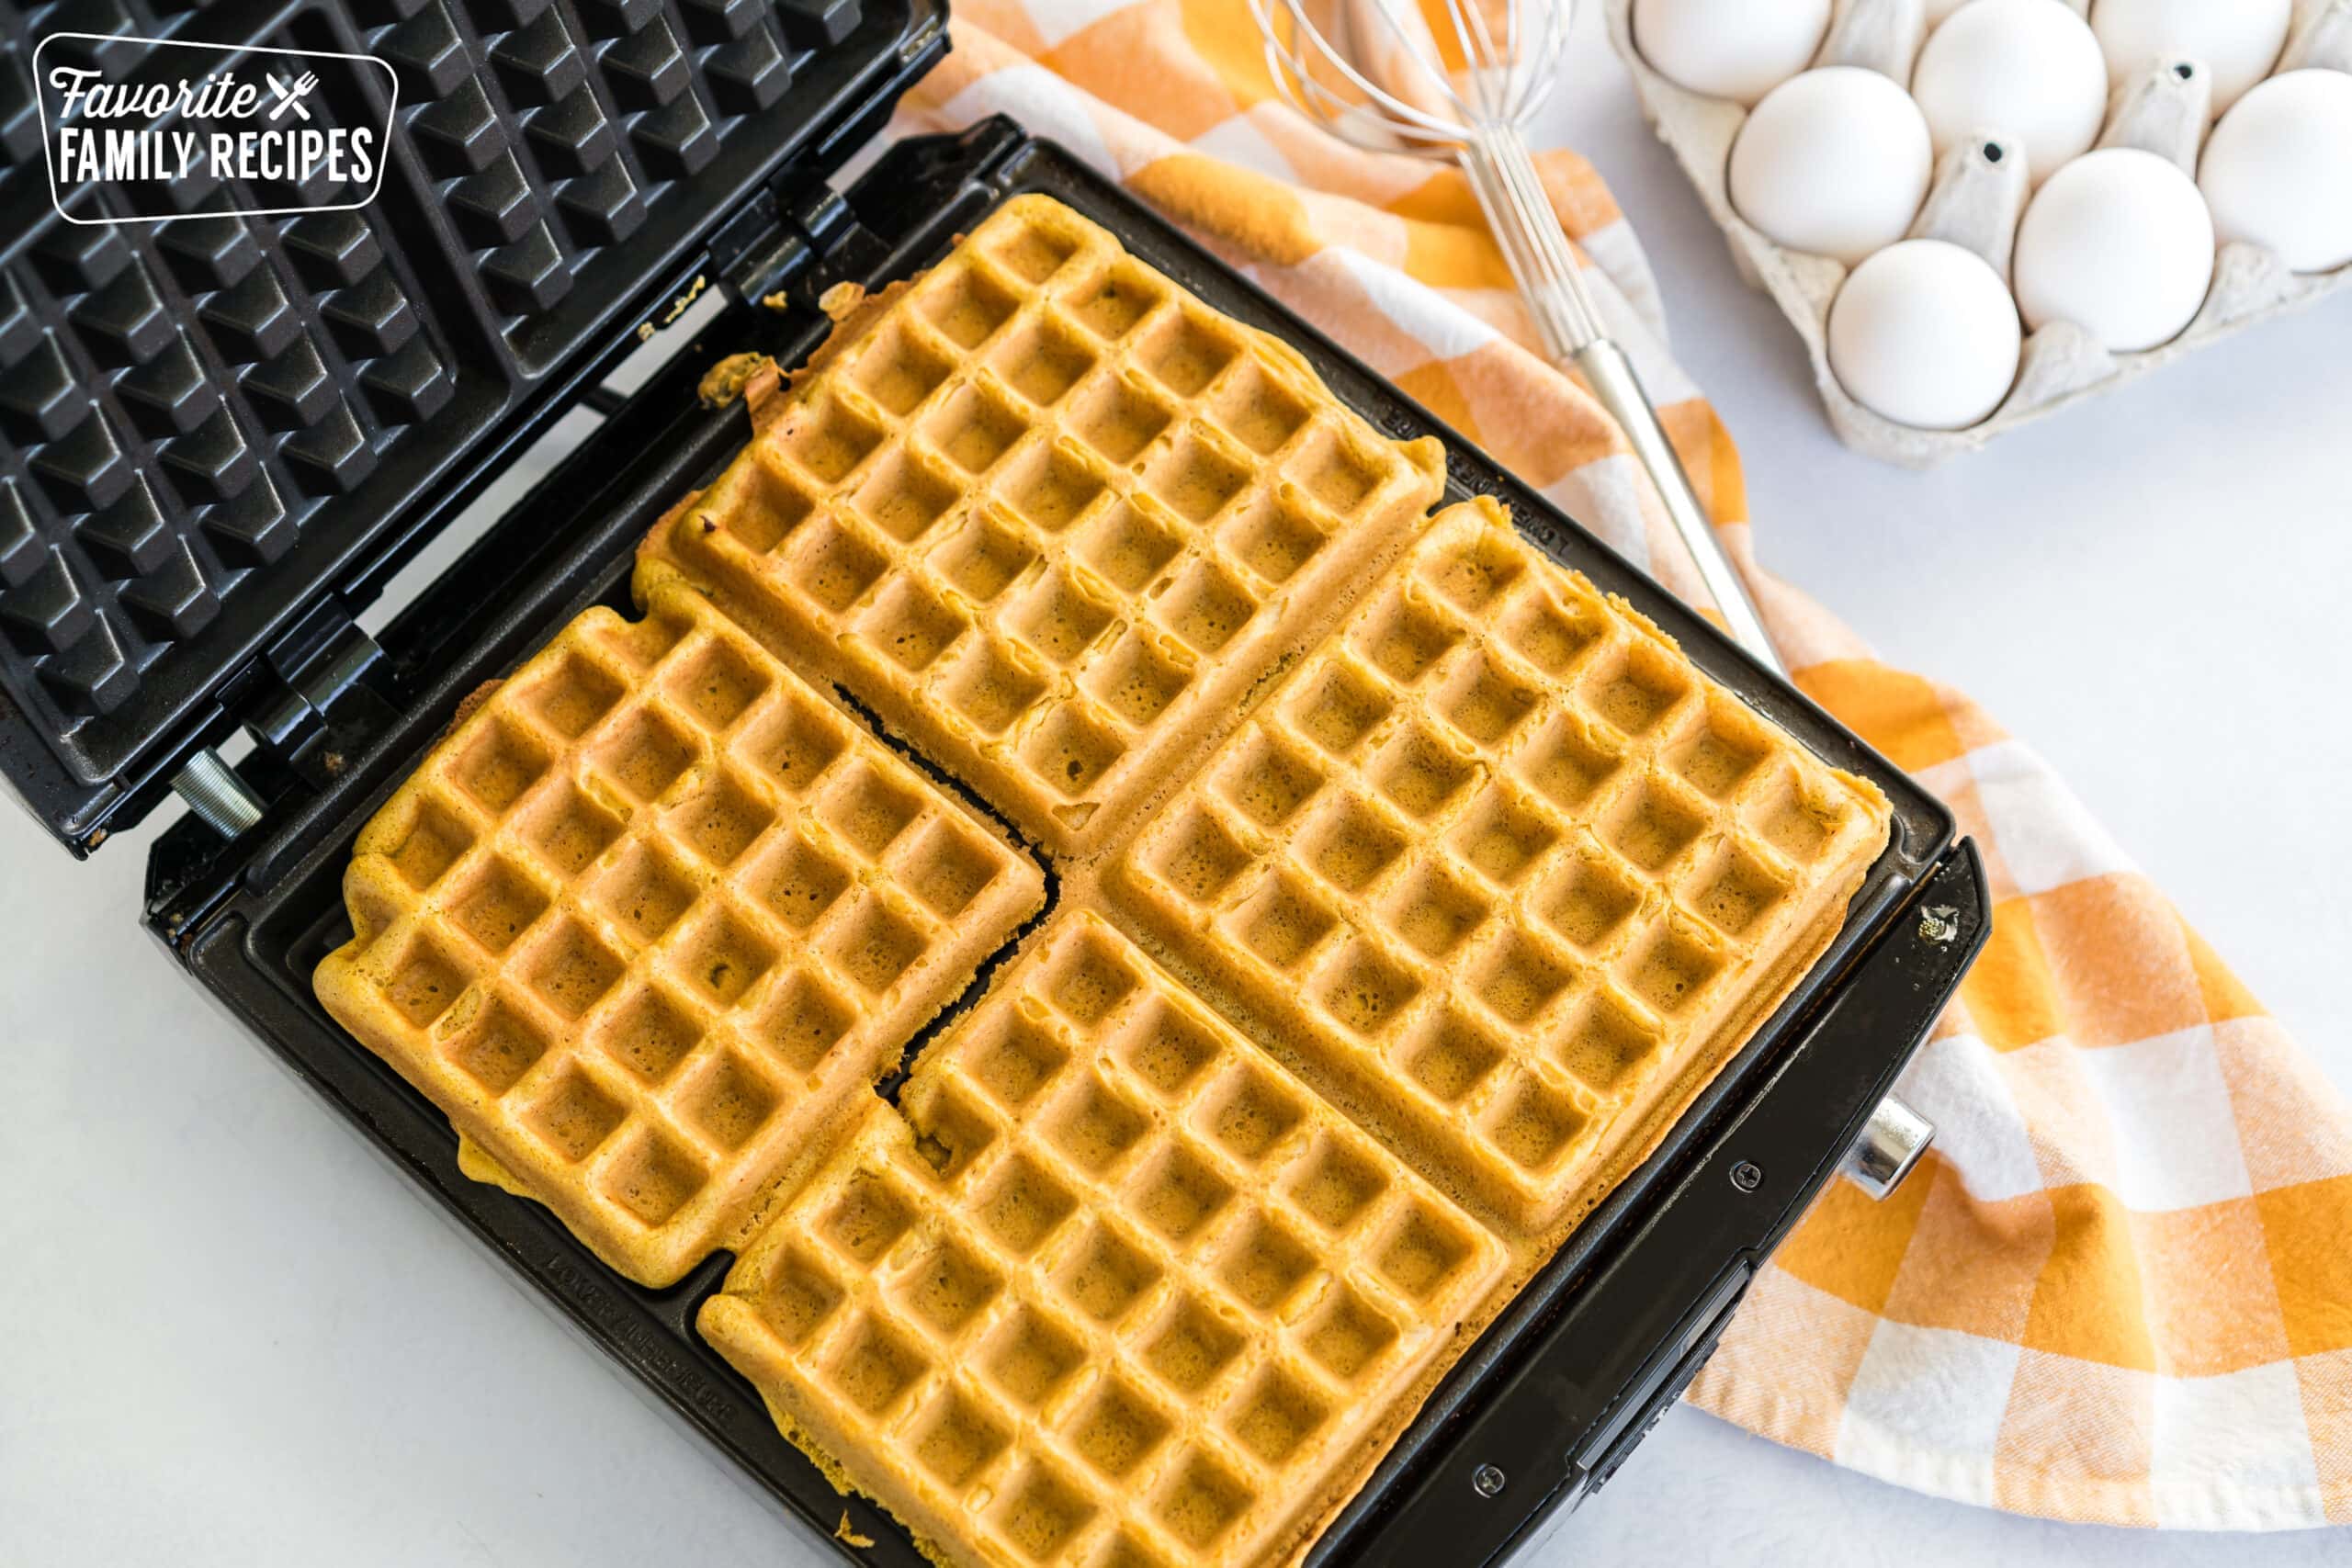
1603 0 2352 467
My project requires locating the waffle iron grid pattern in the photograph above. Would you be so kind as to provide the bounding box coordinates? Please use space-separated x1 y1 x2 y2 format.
351 0 865 353
0 0 884 795
1117 502 1890 1235
700 912 1509 1568
2 13 455 733
645 194 1443 855
314 586 1042 1286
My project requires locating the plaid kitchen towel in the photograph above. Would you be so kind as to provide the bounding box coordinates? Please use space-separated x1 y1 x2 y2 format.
883 0 2352 1531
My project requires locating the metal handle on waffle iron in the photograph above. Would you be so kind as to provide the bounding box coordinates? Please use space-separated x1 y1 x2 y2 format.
1460 135 1936 1199
1841 1094 1934 1200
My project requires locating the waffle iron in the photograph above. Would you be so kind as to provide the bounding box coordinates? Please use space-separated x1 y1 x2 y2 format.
1 6 1989 1562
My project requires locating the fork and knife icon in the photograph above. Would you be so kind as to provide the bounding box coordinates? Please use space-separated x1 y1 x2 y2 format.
265 70 318 120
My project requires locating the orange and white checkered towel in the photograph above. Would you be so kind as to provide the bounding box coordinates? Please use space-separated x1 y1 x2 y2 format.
887 0 2352 1530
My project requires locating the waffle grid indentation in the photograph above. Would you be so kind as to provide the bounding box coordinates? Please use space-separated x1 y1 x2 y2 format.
2 180 452 731
0 0 883 770
362 0 864 329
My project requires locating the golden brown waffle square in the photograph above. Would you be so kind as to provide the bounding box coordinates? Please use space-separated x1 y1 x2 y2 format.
313 585 1044 1287
699 911 1507 1568
1109 499 1892 1243
637 193 1445 860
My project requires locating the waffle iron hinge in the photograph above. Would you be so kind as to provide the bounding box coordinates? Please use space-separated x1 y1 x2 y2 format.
707 175 892 322
707 118 1052 319
170 598 397 839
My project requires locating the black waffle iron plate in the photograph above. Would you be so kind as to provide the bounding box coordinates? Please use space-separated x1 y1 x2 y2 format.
3 6 1987 1561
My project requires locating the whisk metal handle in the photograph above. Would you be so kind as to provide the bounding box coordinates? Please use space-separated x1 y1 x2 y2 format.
1573 340 1785 677
1459 130 1786 678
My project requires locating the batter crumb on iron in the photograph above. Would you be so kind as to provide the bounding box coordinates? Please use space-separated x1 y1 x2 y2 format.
819 281 866 320
696 352 775 408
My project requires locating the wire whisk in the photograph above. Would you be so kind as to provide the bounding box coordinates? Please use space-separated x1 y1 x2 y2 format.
1249 0 1785 673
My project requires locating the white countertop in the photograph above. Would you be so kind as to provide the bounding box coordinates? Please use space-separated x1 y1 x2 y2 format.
6 9 2348 1562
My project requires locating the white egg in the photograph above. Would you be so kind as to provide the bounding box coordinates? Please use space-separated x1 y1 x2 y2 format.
1912 0 2110 182
1827 239 2022 429
2091 0 2290 116
2014 147 2215 351
1729 68 1933 265
2199 70 2352 274
1633 0 1834 106
1923 0 1971 23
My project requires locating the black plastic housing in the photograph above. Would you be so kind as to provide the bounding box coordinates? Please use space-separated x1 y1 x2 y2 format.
144 124 1988 1566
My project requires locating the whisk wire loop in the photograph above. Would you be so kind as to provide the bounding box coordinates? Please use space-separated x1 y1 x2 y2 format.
1248 0 1789 673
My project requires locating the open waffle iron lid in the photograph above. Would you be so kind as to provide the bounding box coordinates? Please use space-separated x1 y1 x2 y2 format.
0 0 946 855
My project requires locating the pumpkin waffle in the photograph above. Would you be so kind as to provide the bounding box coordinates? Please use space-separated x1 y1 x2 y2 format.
636 193 1445 859
313 202 1902 1568
313 584 1045 1287
699 912 1508 1568
1109 499 1892 1246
